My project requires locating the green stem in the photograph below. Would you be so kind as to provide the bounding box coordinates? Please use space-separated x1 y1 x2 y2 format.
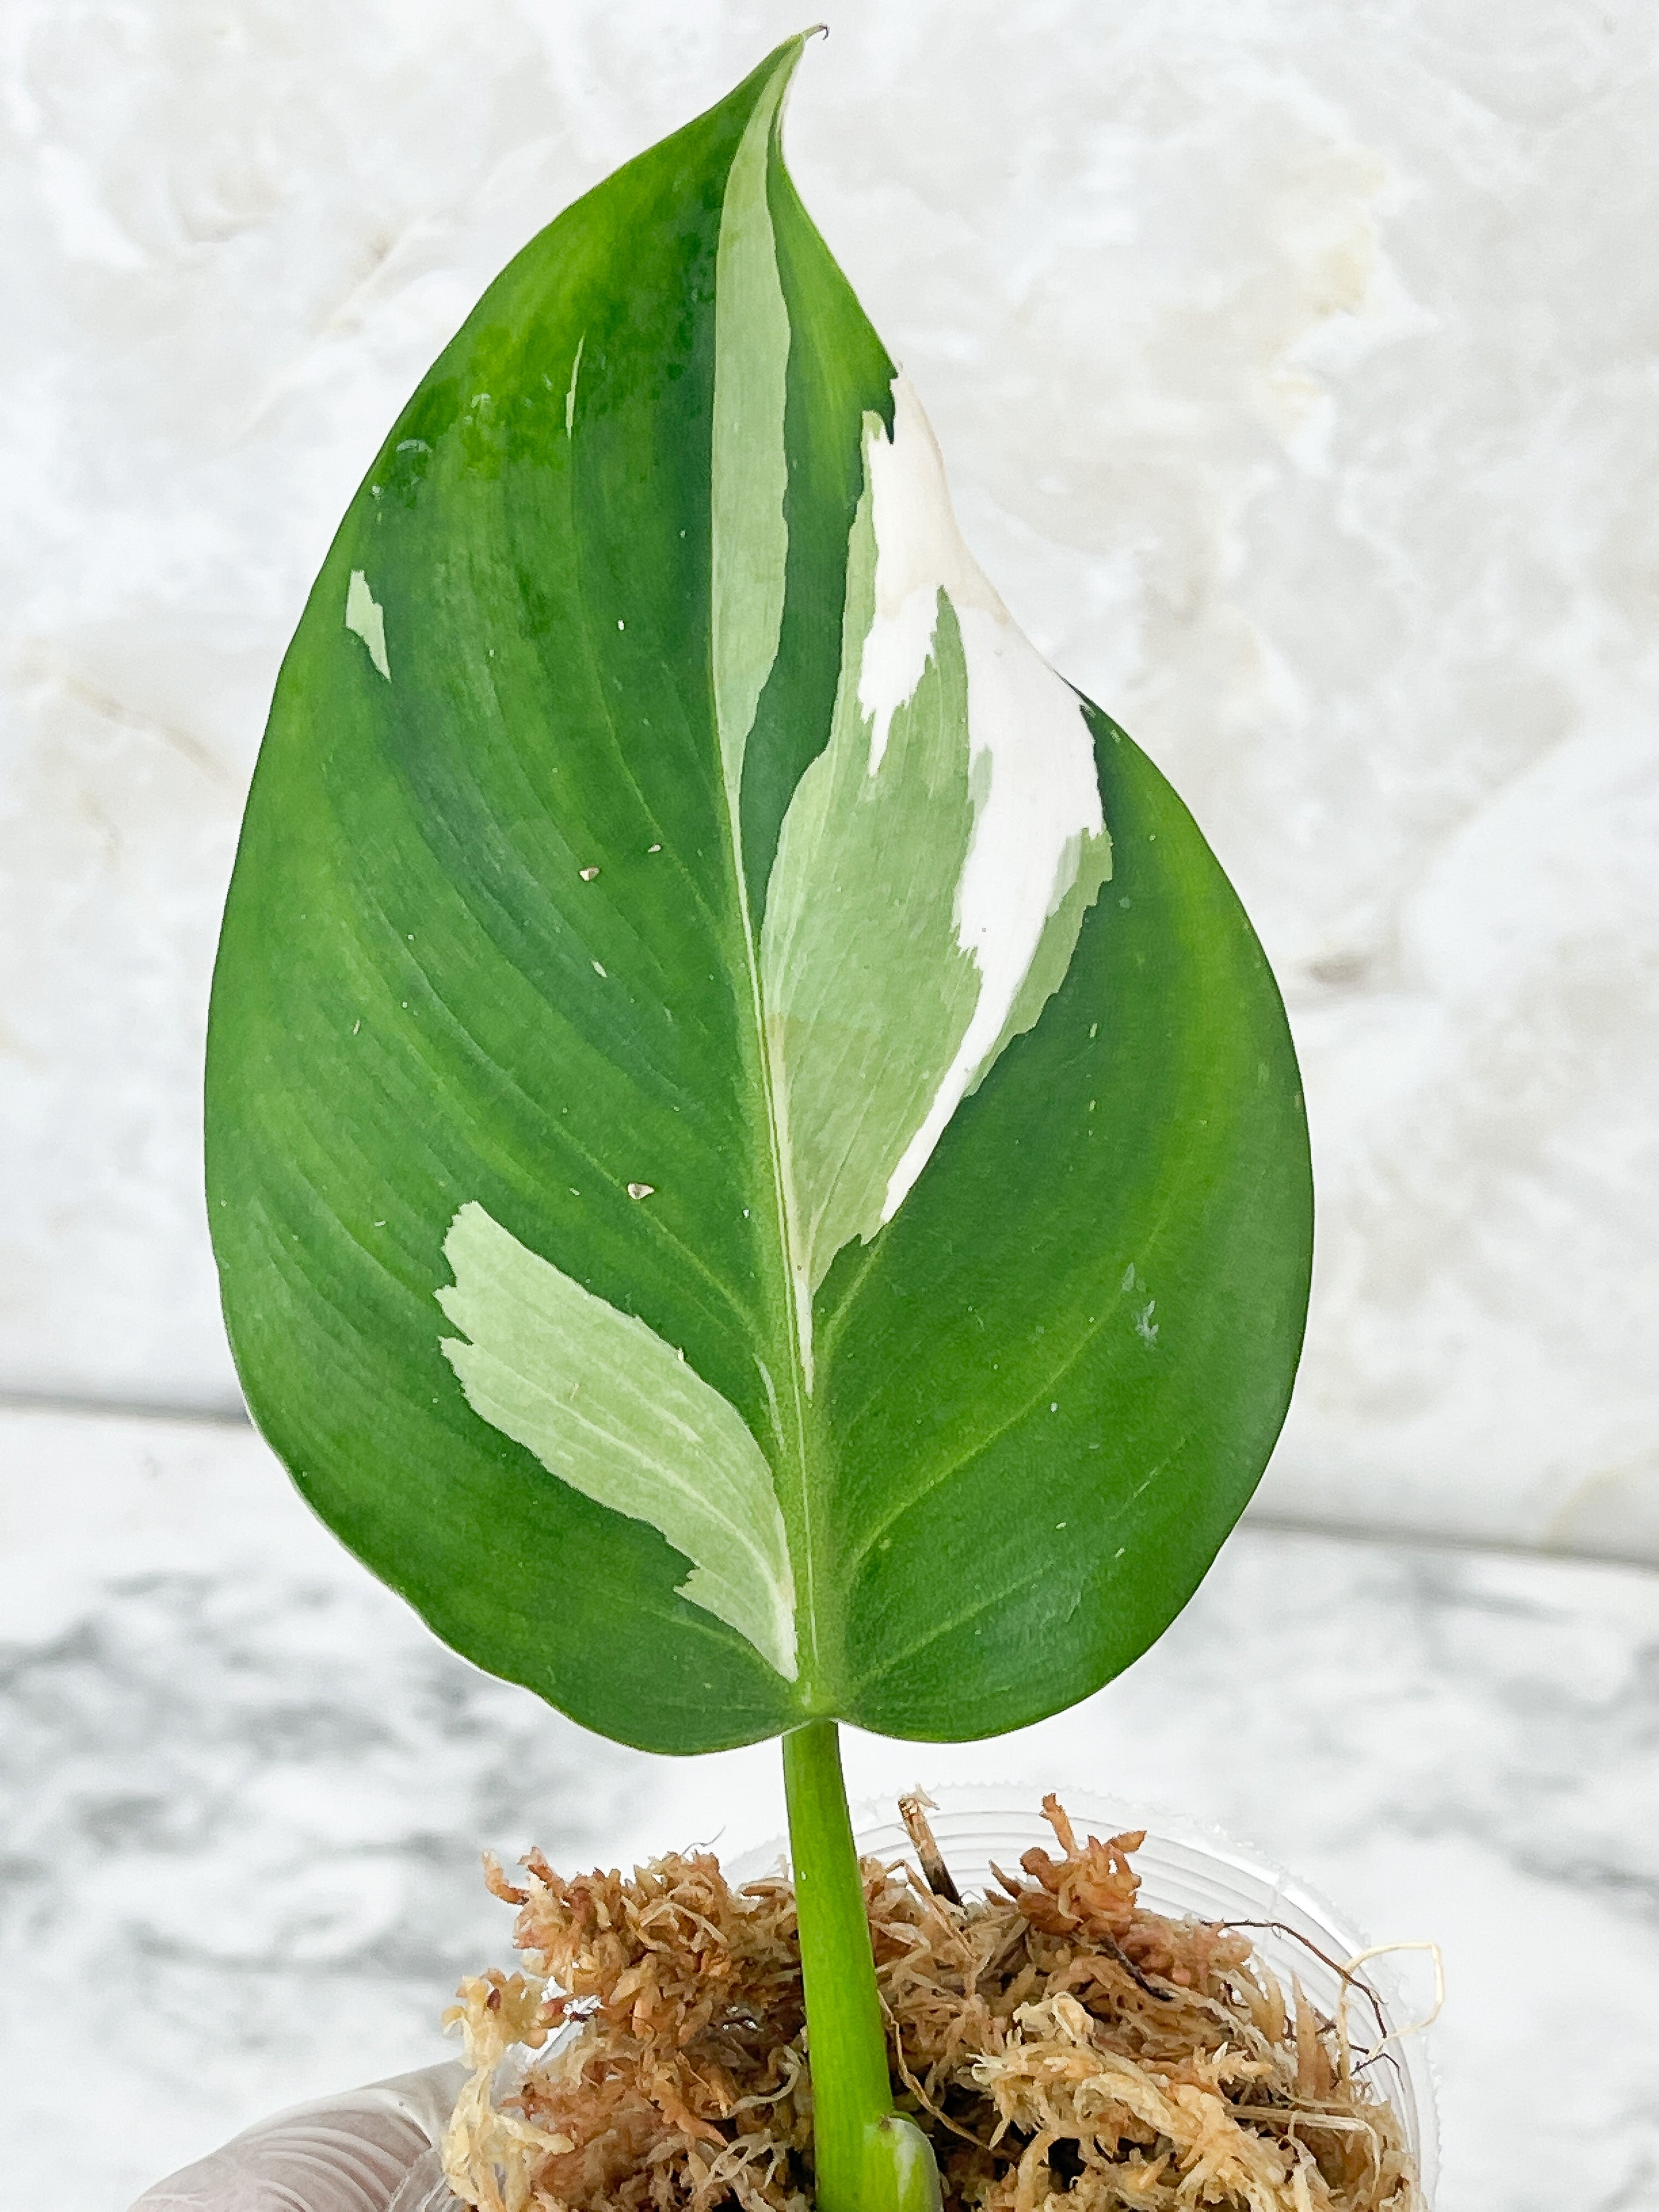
783 1721 940 2212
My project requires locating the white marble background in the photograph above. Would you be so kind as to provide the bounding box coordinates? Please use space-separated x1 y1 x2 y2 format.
3 8 1658 2210
1 0 1656 1555
5 1406 1656 2212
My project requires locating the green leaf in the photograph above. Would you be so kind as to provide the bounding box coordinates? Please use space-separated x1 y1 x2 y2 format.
207 35 1312 1756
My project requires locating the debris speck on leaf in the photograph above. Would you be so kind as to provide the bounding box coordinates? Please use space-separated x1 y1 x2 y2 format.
580 866 600 881
627 1183 655 1201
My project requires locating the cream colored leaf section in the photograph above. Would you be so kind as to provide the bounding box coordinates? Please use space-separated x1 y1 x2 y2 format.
863 378 1111 1218
345 569 390 680
761 482 980 1360
437 1202 797 1678
710 54 794 814
761 379 1111 1358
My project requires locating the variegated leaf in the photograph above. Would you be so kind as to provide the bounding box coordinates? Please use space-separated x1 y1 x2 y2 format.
207 38 1311 1753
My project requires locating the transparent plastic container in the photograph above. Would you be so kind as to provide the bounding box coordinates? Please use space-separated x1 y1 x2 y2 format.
734 1782 1438 2205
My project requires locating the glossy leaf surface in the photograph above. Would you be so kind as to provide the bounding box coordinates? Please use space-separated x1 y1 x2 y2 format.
207 38 1312 1754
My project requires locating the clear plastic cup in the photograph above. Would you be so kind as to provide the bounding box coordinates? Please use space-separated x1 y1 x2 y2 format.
734 1782 1438 2205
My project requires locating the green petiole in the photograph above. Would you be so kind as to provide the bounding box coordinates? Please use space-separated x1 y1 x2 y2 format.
782 1721 942 2212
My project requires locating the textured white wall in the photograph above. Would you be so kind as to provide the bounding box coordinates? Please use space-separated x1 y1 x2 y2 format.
3 1 1655 1556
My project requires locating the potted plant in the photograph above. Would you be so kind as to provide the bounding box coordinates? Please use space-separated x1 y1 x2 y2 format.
199 32 1417 2212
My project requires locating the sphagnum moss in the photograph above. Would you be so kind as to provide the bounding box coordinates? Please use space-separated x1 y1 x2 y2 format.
442 1798 1417 2212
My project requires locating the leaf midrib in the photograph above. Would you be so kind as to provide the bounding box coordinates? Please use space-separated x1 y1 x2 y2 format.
730 856 822 1689
706 50 826 1704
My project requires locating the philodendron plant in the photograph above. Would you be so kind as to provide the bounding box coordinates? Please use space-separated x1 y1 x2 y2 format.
207 34 1311 2212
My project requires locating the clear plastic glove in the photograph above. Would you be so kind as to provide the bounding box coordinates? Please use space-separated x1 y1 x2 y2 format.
128 2060 468 2212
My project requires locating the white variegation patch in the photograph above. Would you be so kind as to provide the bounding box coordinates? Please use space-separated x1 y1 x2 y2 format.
760 376 1111 1367
564 331 584 437
861 379 1108 1218
345 568 390 680
437 1203 797 1678
710 63 793 816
